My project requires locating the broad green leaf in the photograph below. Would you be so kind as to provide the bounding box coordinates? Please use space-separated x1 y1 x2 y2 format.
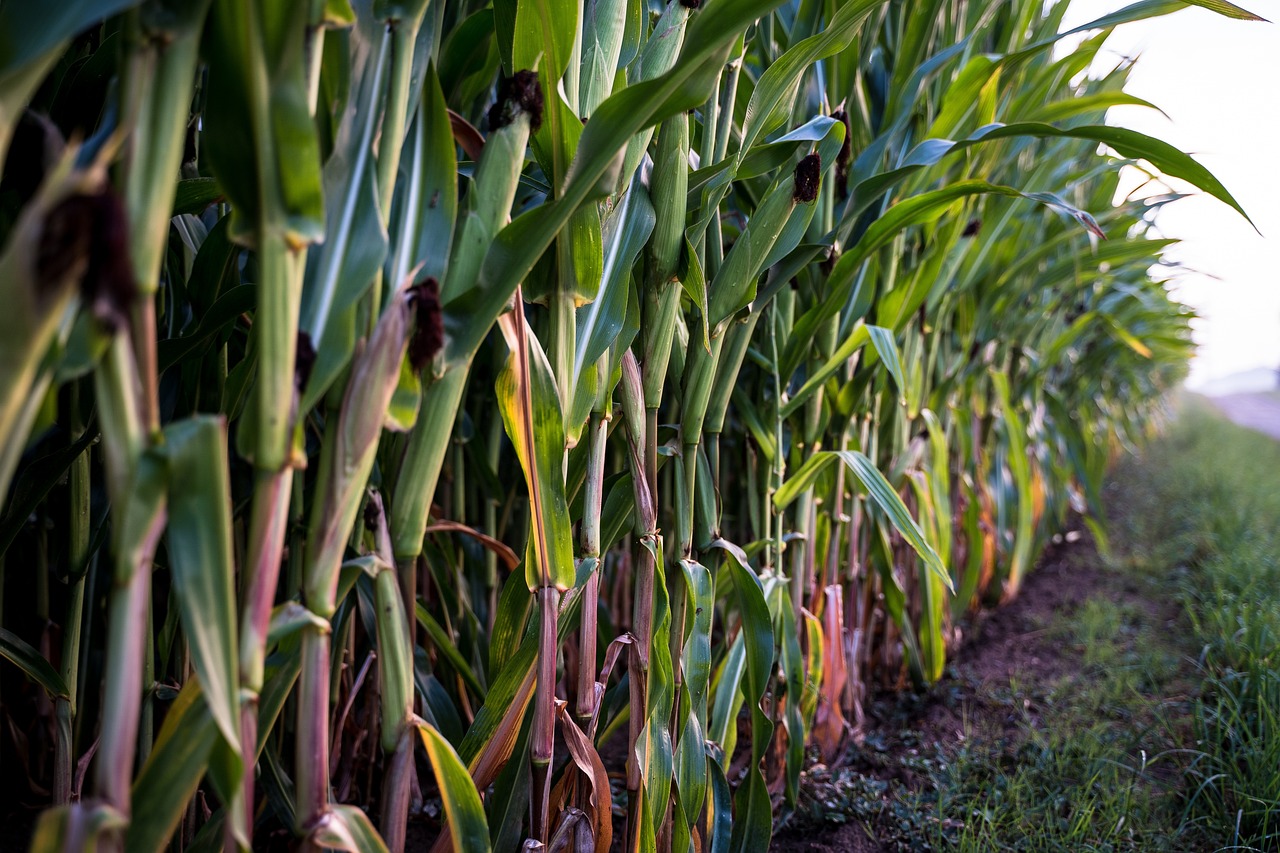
444 0 796 364
1027 91 1163 124
0 426 97 560
157 285 256 372
708 540 774 754
673 559 713 822
780 325 871 419
992 373 1034 596
300 22 393 412
0 628 68 699
775 451 952 592
161 418 240 755
736 0 886 167
496 317 574 592
405 64 459 285
1179 0 1265 19
126 679 220 853
203 0 324 245
0 0 143 165
574 179 654 387
1103 312 1154 358
841 121 1252 237
774 589 805 804
579 0 627 115
173 178 225 216
374 566 415 751
266 602 330 646
0 0 142 76
785 180 1114 381
417 719 493 853
510 0 576 82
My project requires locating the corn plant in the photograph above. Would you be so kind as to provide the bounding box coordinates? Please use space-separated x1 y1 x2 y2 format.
0 0 1256 851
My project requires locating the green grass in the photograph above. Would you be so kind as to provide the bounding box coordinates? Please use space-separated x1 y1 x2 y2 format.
931 402 1280 852
1111 401 1280 848
927 589 1192 852
785 403 1280 852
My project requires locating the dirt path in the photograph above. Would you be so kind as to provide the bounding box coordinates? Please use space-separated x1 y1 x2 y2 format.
770 526 1132 851
1209 391 1280 440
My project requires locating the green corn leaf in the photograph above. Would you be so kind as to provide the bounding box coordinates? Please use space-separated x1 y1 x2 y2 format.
160 417 242 757
707 752 733 852
0 0 142 76
775 451 952 593
404 64 459 285
579 0 627 115
992 373 1034 596
445 0 795 364
374 566 415 750
785 180 1115 382
735 0 887 168
841 121 1251 237
496 316 575 592
774 589 805 804
157 285 257 372
0 0 144 164
312 804 391 853
267 602 331 646
126 679 220 853
867 325 909 407
300 22 393 412
416 718 493 853
779 325 871 419
0 628 69 699
0 426 98 561
1179 0 1266 19
509 0 576 83
1026 91 1163 124
173 178 225 216
710 541 775 853
689 116 836 193
203 0 324 246
574 178 654 387
708 540 774 753
674 559 713 823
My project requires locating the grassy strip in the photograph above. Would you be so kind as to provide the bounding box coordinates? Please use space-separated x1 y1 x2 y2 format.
782 401 1280 851
927 589 1193 851
938 401 1280 851
1110 401 1280 848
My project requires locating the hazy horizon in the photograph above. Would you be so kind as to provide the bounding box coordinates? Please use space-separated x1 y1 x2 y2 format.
1058 1 1279 390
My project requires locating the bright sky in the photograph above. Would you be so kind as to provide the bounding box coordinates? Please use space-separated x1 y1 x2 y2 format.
1058 0 1280 388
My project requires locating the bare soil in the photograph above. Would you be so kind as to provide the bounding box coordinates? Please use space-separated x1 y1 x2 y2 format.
770 525 1118 852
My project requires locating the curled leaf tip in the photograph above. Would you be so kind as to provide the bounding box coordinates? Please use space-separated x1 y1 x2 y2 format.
408 277 444 372
38 189 136 332
488 70 544 134
793 153 821 203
